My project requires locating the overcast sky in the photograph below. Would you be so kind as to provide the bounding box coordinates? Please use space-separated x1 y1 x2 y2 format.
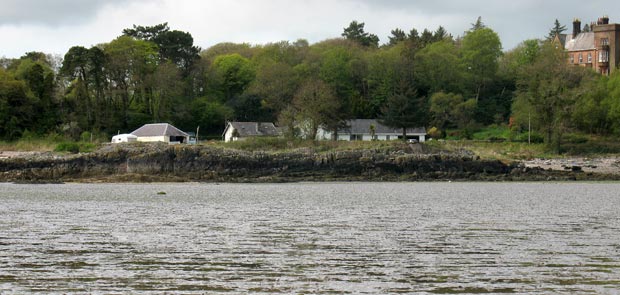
2 0 620 59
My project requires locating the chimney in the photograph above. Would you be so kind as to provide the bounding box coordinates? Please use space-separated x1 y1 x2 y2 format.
573 18 581 38
602 15 609 25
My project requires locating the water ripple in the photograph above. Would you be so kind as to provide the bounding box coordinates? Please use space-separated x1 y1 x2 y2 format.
1 182 619 294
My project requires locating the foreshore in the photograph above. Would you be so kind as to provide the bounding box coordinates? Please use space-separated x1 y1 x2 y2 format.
1 143 619 183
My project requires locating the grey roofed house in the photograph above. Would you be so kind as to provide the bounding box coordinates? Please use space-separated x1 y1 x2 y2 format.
223 122 280 142
317 119 426 142
342 119 426 135
131 123 189 143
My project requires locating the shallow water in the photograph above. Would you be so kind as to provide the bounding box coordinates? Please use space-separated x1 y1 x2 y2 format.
1 182 619 294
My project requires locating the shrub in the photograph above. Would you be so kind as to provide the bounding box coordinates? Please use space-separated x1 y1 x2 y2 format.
54 142 96 154
512 132 544 143
563 133 588 144
80 131 92 142
55 142 80 153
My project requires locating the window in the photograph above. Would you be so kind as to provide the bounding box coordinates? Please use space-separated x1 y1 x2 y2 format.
587 52 592 63
350 134 362 141
569 54 574 64
599 50 609 62
578 53 583 63
601 38 609 46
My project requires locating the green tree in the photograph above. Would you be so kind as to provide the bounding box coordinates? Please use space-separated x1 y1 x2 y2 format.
547 19 567 40
124 23 201 74
190 96 234 135
415 40 461 94
388 28 407 46
429 92 476 131
148 62 183 122
434 26 449 41
471 16 486 31
602 72 620 134
0 69 38 139
512 42 588 152
571 75 609 134
582 23 591 33
316 43 361 118
103 36 159 129
247 61 298 115
380 90 427 139
420 29 434 47
292 79 341 140
342 21 379 47
460 27 502 101
61 46 94 129
13 56 57 134
366 46 401 116
210 53 255 101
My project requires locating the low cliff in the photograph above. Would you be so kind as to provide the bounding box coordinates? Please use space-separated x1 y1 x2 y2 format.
0 143 614 183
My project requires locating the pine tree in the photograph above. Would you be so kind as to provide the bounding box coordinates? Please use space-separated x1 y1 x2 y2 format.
471 17 486 31
582 23 591 32
547 19 567 40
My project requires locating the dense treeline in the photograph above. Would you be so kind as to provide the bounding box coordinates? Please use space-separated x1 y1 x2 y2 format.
1 18 620 152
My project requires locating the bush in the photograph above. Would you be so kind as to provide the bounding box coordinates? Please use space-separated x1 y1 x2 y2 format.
54 142 97 154
80 131 92 142
427 127 442 139
512 132 544 143
55 142 80 153
20 130 37 140
561 142 620 154
472 126 510 141
563 133 588 144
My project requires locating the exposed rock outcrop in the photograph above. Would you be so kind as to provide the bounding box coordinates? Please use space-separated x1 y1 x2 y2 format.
1 143 617 183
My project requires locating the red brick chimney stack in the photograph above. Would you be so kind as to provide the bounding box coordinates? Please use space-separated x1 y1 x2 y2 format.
601 15 610 25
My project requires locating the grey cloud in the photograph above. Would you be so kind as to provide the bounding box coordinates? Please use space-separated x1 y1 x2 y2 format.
0 0 144 26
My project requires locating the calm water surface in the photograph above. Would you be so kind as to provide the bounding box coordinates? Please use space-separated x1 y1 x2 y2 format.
1 182 619 294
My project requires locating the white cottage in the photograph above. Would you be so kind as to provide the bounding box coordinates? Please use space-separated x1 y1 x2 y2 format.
131 123 189 144
111 134 138 143
317 119 426 142
223 122 280 142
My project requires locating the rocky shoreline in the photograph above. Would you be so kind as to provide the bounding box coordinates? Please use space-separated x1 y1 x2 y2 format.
1 143 619 183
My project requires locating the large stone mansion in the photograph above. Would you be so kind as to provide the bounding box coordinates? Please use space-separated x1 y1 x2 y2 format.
555 16 620 75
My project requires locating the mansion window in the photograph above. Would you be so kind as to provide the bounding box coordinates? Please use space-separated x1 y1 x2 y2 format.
578 53 583 63
601 38 609 46
569 54 574 64
599 50 609 62
587 52 592 63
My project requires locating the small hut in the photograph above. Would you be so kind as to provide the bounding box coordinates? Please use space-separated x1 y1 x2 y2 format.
131 123 189 144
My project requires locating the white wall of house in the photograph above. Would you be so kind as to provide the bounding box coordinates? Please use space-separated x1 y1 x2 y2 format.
317 129 424 142
137 136 168 143
224 126 238 142
111 134 138 143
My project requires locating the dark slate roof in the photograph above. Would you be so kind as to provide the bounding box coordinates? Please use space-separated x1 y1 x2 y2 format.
565 32 595 51
228 122 279 137
340 119 426 135
131 123 188 137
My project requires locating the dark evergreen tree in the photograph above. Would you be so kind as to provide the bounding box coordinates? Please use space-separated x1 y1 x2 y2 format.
388 28 407 46
547 19 567 40
342 21 379 47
